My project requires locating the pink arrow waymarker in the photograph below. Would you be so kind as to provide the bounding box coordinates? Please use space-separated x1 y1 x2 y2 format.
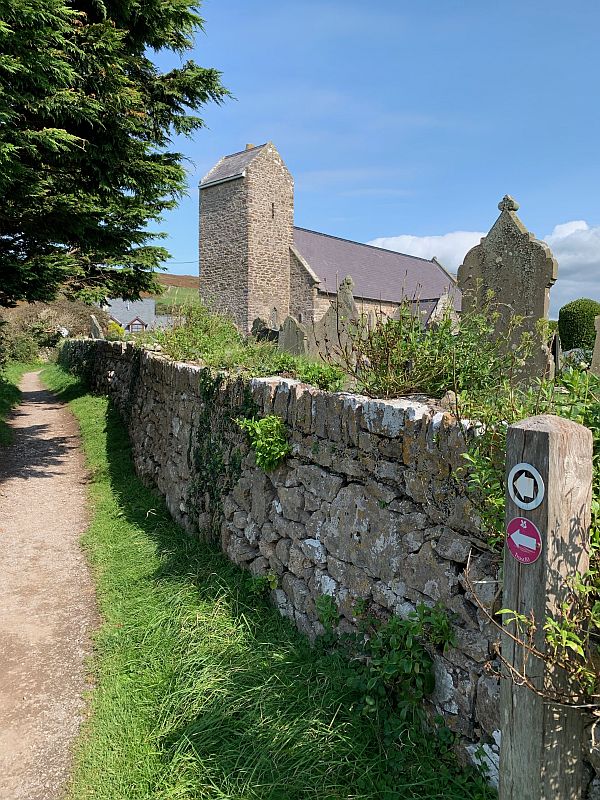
506 517 543 565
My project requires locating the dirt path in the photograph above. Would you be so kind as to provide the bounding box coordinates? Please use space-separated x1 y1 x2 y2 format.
0 372 97 800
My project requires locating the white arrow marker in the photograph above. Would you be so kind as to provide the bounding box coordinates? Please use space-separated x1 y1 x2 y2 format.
510 531 538 550
514 473 535 500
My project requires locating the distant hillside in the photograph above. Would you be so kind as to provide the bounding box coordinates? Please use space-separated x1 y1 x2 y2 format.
151 273 200 313
156 273 199 290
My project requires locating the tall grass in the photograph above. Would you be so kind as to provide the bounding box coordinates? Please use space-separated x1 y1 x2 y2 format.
42 364 494 800
148 303 345 391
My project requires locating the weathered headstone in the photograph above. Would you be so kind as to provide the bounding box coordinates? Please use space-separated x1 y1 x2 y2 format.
458 196 558 379
251 317 278 343
427 290 459 328
90 314 104 340
307 275 359 362
590 315 600 376
550 330 562 374
278 316 308 356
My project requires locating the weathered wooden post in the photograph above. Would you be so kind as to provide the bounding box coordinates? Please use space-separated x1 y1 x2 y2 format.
500 415 592 799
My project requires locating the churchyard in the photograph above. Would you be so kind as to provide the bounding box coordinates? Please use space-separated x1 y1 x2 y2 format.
2 195 600 800
43 194 599 799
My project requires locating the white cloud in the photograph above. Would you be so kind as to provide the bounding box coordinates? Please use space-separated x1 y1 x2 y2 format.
543 221 600 316
368 231 484 273
370 221 600 317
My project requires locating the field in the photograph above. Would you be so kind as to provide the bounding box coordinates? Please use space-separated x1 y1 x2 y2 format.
152 274 200 314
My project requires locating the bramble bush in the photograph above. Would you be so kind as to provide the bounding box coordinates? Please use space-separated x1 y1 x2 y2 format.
460 366 600 702
330 295 534 399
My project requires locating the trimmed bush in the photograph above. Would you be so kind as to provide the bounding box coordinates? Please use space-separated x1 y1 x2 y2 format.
558 298 600 351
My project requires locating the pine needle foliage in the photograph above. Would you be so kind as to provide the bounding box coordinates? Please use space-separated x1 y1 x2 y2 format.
0 0 227 306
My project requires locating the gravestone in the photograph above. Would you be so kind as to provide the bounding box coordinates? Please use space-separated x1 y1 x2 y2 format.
90 314 104 340
278 316 308 356
251 317 278 343
458 196 558 379
590 316 600 376
427 290 459 328
307 275 359 363
550 330 562 374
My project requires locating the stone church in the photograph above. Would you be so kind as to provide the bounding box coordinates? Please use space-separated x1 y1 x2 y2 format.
199 142 458 332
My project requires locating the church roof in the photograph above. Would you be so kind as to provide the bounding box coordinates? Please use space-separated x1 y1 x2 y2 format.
293 227 459 306
201 144 267 188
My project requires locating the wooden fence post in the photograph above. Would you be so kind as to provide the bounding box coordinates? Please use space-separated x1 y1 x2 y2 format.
500 415 592 800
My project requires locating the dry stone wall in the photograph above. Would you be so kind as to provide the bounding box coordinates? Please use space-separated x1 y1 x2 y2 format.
60 339 503 776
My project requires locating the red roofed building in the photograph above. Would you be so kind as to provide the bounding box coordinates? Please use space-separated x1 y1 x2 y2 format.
199 142 459 332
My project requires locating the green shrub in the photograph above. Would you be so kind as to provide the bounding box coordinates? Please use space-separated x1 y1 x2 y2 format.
106 321 125 340
7 332 39 362
558 298 600 351
237 414 291 471
335 296 532 399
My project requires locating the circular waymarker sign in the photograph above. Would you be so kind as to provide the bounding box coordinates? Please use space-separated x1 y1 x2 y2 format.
507 462 545 511
506 517 543 565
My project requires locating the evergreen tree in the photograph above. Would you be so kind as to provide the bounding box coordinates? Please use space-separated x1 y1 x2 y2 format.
0 0 227 306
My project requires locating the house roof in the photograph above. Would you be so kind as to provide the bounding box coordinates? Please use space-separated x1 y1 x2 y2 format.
104 298 156 327
200 144 267 188
293 227 459 307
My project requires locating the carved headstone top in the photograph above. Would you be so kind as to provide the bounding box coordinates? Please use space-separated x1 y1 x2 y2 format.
457 196 558 379
251 317 279 343
306 276 359 364
498 194 519 212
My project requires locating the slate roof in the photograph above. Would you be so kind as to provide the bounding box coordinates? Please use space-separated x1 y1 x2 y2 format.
293 227 459 307
104 298 156 327
201 144 267 188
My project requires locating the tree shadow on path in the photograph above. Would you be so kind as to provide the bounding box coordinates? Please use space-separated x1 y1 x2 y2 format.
0 385 81 486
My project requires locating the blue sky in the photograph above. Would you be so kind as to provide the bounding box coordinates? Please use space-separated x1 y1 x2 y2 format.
154 0 600 316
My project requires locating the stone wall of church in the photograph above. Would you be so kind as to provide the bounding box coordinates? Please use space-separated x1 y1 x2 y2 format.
246 145 294 329
289 249 319 324
199 178 249 329
314 292 400 322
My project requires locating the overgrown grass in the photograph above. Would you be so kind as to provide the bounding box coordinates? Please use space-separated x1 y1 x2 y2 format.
147 303 345 391
41 363 493 800
154 285 201 314
0 362 39 444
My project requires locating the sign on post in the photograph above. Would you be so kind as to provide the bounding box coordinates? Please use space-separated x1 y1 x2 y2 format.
500 415 592 800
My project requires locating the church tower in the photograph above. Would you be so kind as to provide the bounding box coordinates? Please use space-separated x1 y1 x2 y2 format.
199 142 294 332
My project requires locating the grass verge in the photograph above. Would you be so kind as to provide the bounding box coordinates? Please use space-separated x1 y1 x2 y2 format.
42 363 494 800
0 362 41 444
